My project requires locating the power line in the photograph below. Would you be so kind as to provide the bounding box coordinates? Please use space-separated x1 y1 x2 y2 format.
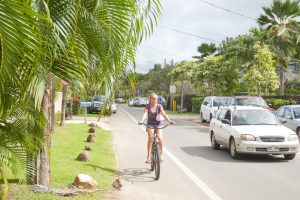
161 22 228 38
196 0 257 21
158 25 220 43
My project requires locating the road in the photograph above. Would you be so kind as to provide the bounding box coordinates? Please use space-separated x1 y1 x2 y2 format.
110 104 300 200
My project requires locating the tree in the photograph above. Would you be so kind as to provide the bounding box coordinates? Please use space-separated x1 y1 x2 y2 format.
243 42 279 95
191 55 239 96
257 0 300 95
0 0 162 193
193 43 217 60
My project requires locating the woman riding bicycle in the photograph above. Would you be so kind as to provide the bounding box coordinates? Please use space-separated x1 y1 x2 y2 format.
138 93 173 164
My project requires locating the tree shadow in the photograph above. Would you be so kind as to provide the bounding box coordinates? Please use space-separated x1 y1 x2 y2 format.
84 164 156 182
181 146 289 163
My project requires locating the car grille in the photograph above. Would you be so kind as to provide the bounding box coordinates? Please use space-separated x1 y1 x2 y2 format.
255 148 290 152
259 136 285 142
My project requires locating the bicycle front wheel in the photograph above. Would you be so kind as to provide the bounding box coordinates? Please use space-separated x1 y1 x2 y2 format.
154 143 160 180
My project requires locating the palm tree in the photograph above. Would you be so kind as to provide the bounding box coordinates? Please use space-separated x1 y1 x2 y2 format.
257 0 300 95
0 0 162 192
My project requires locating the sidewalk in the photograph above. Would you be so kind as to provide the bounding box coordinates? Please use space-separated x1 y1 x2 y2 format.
64 116 112 130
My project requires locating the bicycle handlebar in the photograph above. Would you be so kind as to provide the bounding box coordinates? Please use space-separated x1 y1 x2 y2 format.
138 122 172 129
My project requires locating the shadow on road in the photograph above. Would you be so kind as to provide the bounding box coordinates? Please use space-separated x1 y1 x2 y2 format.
117 168 156 182
181 146 289 163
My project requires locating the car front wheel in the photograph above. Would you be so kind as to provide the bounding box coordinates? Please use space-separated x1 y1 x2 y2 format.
229 138 239 159
211 132 220 150
284 154 296 160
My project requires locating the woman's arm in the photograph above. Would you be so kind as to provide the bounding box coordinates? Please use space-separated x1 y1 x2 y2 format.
161 106 173 124
139 107 148 123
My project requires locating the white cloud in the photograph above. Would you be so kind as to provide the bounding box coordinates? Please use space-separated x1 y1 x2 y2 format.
135 0 273 73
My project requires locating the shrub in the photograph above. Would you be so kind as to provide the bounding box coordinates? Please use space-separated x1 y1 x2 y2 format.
265 98 297 109
191 96 204 113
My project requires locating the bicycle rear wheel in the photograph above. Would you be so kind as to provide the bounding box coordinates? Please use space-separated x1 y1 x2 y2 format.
150 146 155 171
154 143 160 180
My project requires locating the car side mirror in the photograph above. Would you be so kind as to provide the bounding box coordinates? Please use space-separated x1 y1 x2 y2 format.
207 103 211 107
281 119 287 124
221 119 230 125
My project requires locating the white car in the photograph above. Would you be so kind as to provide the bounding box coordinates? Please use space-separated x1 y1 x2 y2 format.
200 96 229 122
209 106 299 160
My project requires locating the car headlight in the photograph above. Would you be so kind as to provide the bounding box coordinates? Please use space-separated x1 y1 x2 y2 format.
288 134 298 141
240 134 256 141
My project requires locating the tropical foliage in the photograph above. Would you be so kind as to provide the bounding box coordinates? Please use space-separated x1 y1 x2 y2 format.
0 0 162 197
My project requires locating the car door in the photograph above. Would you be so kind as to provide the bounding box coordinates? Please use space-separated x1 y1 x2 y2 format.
283 107 295 131
201 97 210 121
221 110 233 147
275 107 286 123
212 109 228 145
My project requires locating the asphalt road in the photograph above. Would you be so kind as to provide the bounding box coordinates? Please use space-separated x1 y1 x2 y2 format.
110 104 300 200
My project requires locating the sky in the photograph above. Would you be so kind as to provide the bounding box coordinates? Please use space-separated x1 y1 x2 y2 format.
135 0 274 73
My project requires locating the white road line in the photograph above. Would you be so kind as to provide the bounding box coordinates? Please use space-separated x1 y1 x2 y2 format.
121 108 222 200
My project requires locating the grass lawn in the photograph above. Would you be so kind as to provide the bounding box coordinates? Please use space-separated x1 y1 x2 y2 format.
8 124 116 200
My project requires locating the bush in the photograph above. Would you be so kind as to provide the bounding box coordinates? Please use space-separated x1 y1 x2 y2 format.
265 98 297 109
191 96 204 113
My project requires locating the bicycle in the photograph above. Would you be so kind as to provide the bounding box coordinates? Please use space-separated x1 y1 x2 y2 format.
138 122 170 180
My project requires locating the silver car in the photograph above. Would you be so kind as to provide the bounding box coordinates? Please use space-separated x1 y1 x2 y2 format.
275 105 300 136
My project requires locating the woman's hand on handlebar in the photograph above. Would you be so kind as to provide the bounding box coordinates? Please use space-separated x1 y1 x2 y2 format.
169 121 174 125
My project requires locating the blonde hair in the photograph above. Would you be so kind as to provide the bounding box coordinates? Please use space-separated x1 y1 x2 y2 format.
150 93 158 100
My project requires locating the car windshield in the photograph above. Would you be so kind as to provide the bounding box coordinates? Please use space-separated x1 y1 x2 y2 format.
232 110 280 126
213 98 228 107
293 107 300 119
235 98 268 107
92 96 105 101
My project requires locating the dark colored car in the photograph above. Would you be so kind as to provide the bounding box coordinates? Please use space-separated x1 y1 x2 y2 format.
158 96 167 109
88 95 106 113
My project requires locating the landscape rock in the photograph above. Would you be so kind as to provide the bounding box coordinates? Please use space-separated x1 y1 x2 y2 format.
88 127 96 133
88 123 100 128
72 174 98 189
86 134 96 143
76 151 90 162
84 146 92 151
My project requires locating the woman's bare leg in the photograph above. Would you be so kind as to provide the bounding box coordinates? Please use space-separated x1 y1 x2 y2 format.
147 128 154 161
157 129 164 158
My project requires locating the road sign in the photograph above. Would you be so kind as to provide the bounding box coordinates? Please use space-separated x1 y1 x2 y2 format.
170 85 176 94
80 102 92 107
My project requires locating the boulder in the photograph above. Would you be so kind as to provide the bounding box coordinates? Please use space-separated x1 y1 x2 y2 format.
88 127 96 133
88 123 100 128
76 151 90 162
72 174 98 189
84 146 92 151
86 134 96 143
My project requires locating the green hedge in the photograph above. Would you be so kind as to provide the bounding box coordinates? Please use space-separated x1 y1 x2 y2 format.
265 98 297 109
191 96 204 113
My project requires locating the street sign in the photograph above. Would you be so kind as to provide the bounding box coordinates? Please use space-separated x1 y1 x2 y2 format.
170 85 176 94
80 102 92 107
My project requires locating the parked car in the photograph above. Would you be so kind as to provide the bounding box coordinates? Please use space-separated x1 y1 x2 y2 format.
115 98 125 103
275 105 300 136
136 97 149 107
110 102 117 113
209 106 299 160
158 96 167 109
226 96 274 112
132 97 141 107
200 96 229 122
88 95 106 113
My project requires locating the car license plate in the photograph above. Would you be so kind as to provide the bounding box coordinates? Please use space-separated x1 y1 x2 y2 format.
267 147 279 152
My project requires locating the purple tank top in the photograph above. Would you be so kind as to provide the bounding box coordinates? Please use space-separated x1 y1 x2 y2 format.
146 104 162 126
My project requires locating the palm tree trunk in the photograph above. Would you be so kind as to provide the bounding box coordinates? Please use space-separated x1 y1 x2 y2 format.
60 84 67 126
279 67 284 95
39 76 52 186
